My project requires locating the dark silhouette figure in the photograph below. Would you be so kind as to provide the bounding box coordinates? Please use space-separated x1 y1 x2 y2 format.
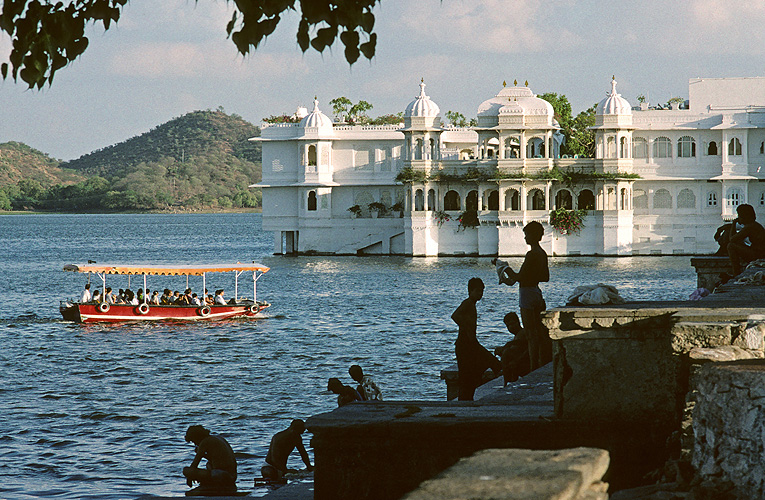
451 277 501 401
495 312 531 385
327 377 362 407
349 364 382 401
183 425 237 496
499 221 550 371
261 419 314 481
727 204 765 276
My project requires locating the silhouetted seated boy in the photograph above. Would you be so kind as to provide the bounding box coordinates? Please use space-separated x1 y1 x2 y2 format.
182 425 237 497
260 419 314 481
495 312 531 385
727 203 765 276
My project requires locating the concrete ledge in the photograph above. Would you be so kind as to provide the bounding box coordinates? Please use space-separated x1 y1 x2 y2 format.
401 448 609 500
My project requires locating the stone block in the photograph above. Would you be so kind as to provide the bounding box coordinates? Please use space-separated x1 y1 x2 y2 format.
670 321 734 353
401 448 609 500
732 321 765 350
688 346 759 363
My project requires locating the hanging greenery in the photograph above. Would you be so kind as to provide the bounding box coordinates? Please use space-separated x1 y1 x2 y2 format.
457 209 480 230
549 207 587 235
433 209 451 227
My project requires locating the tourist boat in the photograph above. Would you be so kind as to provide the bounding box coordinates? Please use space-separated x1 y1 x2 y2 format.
59 263 270 323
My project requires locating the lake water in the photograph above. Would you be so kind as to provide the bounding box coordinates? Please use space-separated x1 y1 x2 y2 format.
0 213 697 499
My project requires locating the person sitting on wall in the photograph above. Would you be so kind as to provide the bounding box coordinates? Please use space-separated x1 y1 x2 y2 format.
727 203 765 276
349 364 382 401
451 277 502 401
261 419 314 481
183 424 238 496
327 377 362 407
495 312 531 385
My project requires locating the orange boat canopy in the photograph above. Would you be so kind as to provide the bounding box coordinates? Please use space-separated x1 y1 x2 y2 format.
63 263 270 276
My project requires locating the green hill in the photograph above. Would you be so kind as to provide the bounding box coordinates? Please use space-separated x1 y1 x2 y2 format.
0 141 84 185
1 110 263 212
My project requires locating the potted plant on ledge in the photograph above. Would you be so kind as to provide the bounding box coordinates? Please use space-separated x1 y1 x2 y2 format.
457 210 480 231
368 202 387 219
348 205 363 219
390 201 404 218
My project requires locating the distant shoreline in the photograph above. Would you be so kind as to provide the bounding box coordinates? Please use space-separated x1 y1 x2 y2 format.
0 208 262 215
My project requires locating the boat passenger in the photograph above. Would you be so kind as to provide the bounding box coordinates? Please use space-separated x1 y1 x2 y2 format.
150 291 160 305
192 293 202 306
205 289 214 305
104 287 114 304
172 291 182 304
92 290 101 303
116 289 126 304
160 289 171 304
214 289 227 305
137 288 145 303
80 283 91 303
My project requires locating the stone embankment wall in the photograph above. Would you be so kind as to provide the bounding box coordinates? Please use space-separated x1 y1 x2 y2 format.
401 448 609 500
693 360 765 499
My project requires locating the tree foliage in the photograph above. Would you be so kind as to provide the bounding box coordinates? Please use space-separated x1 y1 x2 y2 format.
1 0 381 89
445 111 475 127
329 97 373 123
538 93 596 158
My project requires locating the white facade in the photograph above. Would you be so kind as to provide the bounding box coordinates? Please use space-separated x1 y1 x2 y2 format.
255 77 765 256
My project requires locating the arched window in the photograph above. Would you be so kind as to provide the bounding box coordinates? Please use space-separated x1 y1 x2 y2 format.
728 138 742 156
620 188 629 210
504 189 520 210
653 189 672 209
414 138 423 160
578 190 595 210
427 189 436 210
653 137 671 158
487 190 499 211
460 148 473 160
466 190 478 211
620 137 628 158
504 137 520 158
528 189 545 210
307 145 317 166
429 138 436 160
677 136 696 158
726 188 742 208
444 190 460 211
707 192 718 207
555 190 573 209
633 189 648 209
414 189 424 211
307 190 317 211
632 137 648 158
677 188 696 209
707 141 718 156
607 137 616 158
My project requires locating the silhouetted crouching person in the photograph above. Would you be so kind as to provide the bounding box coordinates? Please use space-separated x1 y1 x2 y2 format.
261 419 314 481
727 204 765 276
183 425 237 497
495 312 531 385
327 377 362 406
451 278 501 401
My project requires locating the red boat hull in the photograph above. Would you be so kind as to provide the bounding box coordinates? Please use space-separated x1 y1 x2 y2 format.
60 302 270 323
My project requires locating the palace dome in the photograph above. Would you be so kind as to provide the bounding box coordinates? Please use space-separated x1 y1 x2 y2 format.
597 78 632 115
477 83 553 117
405 80 440 117
300 98 333 128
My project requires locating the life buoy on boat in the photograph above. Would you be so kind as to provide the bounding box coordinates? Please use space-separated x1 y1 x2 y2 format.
248 304 259 314
136 303 150 315
198 306 211 317
98 302 110 313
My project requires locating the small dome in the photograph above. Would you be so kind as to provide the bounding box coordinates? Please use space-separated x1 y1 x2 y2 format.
477 83 553 117
597 78 632 115
405 80 440 117
300 98 333 128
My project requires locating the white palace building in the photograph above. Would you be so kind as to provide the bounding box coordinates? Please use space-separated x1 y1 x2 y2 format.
255 77 765 256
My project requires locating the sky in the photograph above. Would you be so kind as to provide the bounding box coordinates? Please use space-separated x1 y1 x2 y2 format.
3 0 765 161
